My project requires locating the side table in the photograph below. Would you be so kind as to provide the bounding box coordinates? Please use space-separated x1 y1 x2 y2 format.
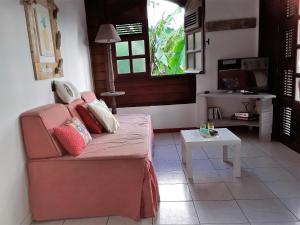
100 91 125 114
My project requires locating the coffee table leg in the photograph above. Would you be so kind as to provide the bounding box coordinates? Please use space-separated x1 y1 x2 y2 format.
233 144 241 177
223 145 229 162
186 146 193 179
181 136 186 164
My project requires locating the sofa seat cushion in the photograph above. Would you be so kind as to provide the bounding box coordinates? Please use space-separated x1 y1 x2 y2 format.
59 114 152 160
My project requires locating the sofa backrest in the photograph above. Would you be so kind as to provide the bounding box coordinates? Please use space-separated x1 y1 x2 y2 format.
20 104 71 159
66 98 85 121
81 91 97 103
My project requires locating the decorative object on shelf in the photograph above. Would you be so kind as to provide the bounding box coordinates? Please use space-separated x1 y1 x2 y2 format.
242 102 251 112
95 24 125 114
231 102 259 121
23 0 63 80
208 107 222 121
231 113 259 121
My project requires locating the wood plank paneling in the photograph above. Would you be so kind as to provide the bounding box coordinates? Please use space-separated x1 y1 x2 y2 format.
259 0 300 153
84 0 196 108
206 18 257 32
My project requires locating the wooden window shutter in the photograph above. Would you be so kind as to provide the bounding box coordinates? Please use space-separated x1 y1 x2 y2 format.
184 0 206 74
116 23 143 36
283 69 294 97
285 0 297 18
283 27 296 58
282 106 293 136
184 9 201 32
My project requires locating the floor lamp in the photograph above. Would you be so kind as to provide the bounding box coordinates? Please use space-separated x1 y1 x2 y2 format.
95 24 125 114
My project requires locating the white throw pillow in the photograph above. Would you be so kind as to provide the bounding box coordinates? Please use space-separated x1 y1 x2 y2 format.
54 81 81 104
88 100 120 133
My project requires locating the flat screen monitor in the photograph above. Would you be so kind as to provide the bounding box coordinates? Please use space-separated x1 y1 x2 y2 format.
218 57 269 92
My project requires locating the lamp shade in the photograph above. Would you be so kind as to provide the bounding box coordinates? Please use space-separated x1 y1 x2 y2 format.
95 24 121 43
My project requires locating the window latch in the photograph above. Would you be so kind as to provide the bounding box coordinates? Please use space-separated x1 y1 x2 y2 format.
205 38 210 46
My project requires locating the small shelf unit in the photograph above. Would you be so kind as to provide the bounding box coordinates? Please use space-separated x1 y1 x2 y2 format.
197 92 276 141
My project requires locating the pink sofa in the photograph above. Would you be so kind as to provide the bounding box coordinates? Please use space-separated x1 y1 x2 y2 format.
20 92 159 221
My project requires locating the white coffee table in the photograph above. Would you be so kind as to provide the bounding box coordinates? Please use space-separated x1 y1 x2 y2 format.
180 128 241 178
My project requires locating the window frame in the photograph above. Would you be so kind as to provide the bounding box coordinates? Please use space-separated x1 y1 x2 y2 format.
185 28 205 74
112 34 150 78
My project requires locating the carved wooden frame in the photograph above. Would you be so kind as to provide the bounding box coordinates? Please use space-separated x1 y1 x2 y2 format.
23 0 63 80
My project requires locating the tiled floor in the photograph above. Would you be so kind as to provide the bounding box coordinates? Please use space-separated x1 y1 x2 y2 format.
32 131 300 225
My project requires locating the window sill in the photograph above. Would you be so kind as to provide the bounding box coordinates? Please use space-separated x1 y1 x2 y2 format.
116 73 196 81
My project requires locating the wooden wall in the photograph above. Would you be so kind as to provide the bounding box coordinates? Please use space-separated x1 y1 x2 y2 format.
84 0 196 108
260 0 300 152
259 0 281 139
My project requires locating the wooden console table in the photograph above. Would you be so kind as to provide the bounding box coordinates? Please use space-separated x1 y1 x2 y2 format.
197 92 276 141
100 91 125 114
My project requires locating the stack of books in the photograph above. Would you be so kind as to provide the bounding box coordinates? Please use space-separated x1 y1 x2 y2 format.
231 112 259 121
208 107 222 120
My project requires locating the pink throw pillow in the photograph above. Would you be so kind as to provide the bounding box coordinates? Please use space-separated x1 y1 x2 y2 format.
53 118 92 156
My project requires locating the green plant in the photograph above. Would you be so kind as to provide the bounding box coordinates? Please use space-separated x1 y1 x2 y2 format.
149 7 186 76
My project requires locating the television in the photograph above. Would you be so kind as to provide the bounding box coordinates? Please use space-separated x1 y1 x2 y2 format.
218 57 269 92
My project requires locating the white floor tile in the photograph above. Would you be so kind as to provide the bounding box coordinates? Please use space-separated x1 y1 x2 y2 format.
237 199 297 223
201 224 250 225
189 182 233 200
157 171 187 184
217 168 259 183
107 216 152 225
159 184 192 201
185 166 223 184
252 223 300 225
203 146 223 159
264 180 300 198
172 133 181 145
225 178 275 199
281 197 300 220
194 200 248 224
153 160 183 173
209 159 234 170
153 145 180 161
64 217 107 225
31 221 64 225
189 159 216 173
242 157 280 168
253 167 297 182
151 132 300 225
251 222 300 225
230 143 267 158
155 202 199 224
154 133 175 146
176 145 208 160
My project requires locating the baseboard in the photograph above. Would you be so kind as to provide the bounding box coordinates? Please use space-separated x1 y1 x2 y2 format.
20 213 31 225
154 127 197 133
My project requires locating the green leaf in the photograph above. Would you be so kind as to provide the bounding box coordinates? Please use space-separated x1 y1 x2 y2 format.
149 3 186 75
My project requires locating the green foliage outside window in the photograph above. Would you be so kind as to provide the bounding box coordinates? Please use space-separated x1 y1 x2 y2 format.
149 7 186 76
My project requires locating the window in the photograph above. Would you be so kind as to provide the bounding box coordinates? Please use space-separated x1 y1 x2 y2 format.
148 0 186 76
186 30 203 72
115 40 147 75
184 4 206 74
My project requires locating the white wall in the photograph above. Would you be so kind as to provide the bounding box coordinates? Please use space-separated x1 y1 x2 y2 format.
0 0 92 224
119 104 197 129
197 0 259 122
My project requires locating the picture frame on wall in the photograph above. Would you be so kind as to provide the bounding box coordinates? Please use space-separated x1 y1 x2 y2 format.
23 0 63 80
